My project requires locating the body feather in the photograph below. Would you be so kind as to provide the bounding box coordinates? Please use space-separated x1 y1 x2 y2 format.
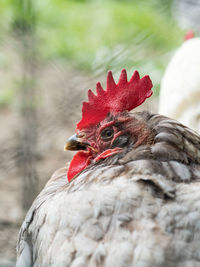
16 112 200 267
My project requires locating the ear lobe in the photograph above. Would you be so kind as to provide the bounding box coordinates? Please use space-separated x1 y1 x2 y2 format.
111 135 129 148
94 147 122 162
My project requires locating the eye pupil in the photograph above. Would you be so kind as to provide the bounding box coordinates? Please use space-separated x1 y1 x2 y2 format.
106 130 112 136
101 127 114 140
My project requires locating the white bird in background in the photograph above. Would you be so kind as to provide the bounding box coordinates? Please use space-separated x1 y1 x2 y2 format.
159 37 200 133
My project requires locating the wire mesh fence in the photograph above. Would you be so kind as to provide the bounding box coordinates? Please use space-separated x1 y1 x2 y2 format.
0 0 198 265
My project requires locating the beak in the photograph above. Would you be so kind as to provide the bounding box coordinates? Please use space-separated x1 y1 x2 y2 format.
64 134 89 151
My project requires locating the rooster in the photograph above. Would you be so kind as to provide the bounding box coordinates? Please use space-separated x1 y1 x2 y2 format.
16 69 200 267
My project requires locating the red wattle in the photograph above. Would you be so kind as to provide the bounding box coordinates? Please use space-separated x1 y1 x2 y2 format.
67 151 92 182
67 148 122 181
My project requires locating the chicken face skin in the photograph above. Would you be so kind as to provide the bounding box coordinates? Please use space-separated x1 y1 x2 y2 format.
66 112 153 181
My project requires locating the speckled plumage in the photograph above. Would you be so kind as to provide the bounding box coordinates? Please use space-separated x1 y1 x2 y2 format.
16 112 200 267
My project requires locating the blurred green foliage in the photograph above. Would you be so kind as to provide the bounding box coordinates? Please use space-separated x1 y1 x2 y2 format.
0 87 15 107
0 0 183 103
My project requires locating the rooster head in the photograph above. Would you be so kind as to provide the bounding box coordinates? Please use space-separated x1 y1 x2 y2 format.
65 69 153 182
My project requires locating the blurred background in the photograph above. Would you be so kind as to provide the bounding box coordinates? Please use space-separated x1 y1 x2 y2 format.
0 0 198 265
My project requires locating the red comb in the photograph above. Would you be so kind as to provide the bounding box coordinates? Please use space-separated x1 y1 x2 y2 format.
76 69 153 131
184 30 195 41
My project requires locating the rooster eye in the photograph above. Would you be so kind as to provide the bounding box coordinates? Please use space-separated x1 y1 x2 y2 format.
100 127 114 141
